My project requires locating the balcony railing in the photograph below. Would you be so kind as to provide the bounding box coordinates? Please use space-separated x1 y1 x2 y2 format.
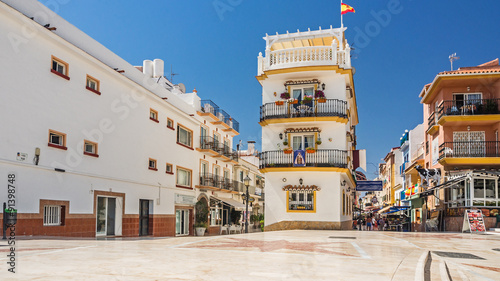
232 181 262 196
439 141 500 159
259 149 348 169
199 174 234 191
199 137 238 162
437 99 500 119
200 100 239 132
258 45 351 74
260 99 347 122
427 111 436 127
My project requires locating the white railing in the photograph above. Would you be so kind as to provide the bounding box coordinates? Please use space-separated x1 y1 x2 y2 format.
258 46 351 74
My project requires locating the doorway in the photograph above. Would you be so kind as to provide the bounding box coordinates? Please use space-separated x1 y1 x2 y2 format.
176 209 190 236
139 199 151 236
96 196 123 236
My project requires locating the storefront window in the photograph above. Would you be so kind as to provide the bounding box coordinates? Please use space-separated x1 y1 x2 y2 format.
210 208 221 226
474 179 485 198
486 179 495 199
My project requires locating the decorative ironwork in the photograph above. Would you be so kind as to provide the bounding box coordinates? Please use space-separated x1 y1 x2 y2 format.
259 149 348 169
260 99 347 121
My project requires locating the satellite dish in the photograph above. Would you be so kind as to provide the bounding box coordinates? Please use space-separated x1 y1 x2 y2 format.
178 83 186 94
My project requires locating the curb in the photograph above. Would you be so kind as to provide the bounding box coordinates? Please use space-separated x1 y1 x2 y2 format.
415 250 430 281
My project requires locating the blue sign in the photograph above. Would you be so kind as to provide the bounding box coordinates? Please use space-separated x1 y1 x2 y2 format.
293 150 306 167
356 181 383 191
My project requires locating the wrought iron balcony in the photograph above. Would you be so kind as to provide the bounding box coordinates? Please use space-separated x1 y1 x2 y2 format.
427 111 436 127
199 137 238 162
439 141 500 159
260 99 347 122
232 181 262 196
199 174 235 191
259 149 348 169
437 99 500 119
200 100 239 132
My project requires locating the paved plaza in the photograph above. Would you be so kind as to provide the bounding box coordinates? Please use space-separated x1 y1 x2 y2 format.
1 230 499 280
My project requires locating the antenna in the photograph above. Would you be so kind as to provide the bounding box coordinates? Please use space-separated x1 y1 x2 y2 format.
169 65 179 83
449 53 460 71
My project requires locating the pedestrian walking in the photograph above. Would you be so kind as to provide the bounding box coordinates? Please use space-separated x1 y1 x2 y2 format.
372 217 377 231
362 218 366 231
378 218 384 231
366 216 372 231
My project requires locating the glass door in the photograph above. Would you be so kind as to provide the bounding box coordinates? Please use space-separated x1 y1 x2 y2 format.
176 209 190 236
139 199 150 236
96 197 116 236
96 197 107 235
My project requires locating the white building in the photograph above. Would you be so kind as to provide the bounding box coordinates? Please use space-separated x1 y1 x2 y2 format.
0 0 243 237
257 27 359 230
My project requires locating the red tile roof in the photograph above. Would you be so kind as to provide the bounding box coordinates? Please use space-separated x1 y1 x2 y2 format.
439 58 500 75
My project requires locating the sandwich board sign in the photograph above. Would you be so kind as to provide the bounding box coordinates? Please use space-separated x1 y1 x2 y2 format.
462 209 486 233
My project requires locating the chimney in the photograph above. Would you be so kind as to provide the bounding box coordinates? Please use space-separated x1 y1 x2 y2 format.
153 59 164 78
247 141 256 155
143 60 153 78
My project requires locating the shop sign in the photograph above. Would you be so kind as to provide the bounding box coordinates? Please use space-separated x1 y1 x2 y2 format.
462 209 486 233
175 194 195 205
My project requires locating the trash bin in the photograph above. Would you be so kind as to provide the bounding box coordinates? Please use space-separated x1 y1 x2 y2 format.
4 209 17 226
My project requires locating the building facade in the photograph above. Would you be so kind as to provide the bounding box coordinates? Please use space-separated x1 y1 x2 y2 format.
0 0 244 237
419 58 500 231
257 27 359 230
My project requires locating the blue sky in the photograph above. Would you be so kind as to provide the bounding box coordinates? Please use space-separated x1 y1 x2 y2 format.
49 0 500 179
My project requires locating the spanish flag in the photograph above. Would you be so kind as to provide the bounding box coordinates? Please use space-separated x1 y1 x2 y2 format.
341 3 355 15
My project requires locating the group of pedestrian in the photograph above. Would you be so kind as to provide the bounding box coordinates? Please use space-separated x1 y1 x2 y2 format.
354 215 388 231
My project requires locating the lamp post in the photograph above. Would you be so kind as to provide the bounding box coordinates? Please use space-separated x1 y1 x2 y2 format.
243 175 251 234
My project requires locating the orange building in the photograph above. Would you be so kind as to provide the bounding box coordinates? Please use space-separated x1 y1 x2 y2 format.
419 59 500 231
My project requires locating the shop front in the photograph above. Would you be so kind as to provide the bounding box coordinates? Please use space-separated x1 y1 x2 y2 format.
175 193 195 236
209 196 250 235
441 171 500 231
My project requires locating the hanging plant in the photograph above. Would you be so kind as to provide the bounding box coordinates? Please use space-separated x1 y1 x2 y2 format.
280 92 290 100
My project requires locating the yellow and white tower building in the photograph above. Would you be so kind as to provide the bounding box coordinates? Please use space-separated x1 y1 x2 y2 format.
257 27 359 230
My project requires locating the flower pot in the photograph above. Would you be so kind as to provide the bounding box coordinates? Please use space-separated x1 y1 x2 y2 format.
284 149 293 154
195 227 206 236
275 101 284 106
290 100 298 104
302 100 312 104
318 98 326 103
306 149 316 153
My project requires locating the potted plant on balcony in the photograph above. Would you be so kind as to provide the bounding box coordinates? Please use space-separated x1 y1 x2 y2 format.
305 147 316 153
316 138 322 145
283 138 289 146
280 92 290 100
302 95 313 104
194 199 209 236
283 147 293 154
315 90 326 103
288 98 298 104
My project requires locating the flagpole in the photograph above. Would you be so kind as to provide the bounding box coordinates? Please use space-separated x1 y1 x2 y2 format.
340 0 344 28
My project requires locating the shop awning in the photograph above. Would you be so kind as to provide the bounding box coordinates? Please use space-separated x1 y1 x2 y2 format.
214 196 252 211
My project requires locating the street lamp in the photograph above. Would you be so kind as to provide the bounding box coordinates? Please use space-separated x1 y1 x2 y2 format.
243 175 251 234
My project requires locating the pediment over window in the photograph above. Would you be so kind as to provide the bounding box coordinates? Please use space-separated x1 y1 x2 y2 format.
282 185 320 191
